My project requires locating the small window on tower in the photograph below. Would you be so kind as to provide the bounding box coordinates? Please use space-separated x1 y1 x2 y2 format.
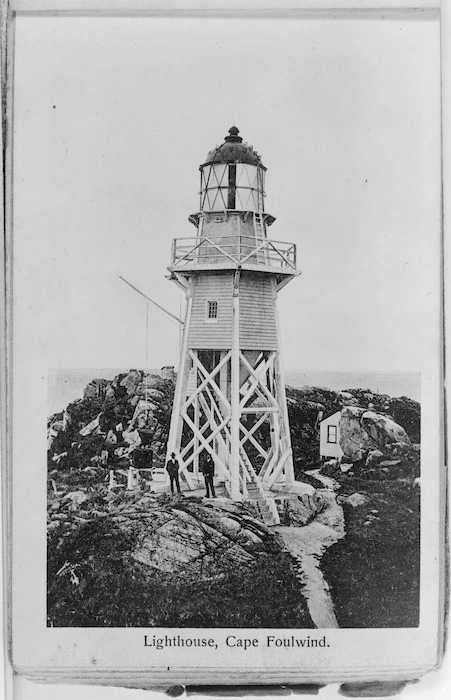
206 301 218 322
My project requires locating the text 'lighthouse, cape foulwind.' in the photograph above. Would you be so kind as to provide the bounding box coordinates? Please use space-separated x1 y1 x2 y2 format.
166 127 300 516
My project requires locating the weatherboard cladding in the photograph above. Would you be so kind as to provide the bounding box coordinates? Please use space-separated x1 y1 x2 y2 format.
187 274 234 349
239 274 278 350
187 272 278 350
319 411 344 459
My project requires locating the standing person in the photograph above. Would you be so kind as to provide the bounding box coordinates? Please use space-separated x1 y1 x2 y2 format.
166 452 182 495
203 452 216 498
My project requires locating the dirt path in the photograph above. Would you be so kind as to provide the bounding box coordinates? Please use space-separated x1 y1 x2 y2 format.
274 474 345 628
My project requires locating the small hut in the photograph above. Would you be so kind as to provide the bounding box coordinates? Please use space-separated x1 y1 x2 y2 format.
319 411 344 461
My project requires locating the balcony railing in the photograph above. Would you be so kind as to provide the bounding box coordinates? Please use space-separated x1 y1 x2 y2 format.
170 236 296 273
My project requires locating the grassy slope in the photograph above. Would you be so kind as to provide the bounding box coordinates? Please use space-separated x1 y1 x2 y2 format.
47 515 314 628
320 476 420 628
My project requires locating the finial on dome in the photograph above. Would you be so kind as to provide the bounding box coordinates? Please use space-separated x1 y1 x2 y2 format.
224 126 243 144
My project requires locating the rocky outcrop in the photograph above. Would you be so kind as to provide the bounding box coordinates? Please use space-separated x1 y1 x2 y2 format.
119 369 142 395
83 378 110 400
277 492 326 527
286 385 420 474
47 370 421 628
338 407 411 463
49 370 420 483
48 483 282 581
48 370 175 475
47 480 315 628
133 498 276 577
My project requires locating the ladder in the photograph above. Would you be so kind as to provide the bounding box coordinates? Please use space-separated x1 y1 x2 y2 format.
253 212 267 264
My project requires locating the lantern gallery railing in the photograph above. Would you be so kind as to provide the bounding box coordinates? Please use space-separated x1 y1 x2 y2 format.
170 236 297 272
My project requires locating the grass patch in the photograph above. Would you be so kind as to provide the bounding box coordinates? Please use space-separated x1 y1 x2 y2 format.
321 476 420 628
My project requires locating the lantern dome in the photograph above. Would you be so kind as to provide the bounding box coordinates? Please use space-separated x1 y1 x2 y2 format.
203 126 265 168
197 126 268 215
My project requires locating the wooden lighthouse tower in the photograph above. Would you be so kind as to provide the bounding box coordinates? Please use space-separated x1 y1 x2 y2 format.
166 127 299 503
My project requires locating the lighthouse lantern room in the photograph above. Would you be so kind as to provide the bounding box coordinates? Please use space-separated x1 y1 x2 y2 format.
166 127 300 510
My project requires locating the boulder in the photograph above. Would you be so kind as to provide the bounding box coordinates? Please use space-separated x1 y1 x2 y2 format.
120 370 142 395
63 490 88 505
238 528 263 545
339 407 410 462
320 459 342 479
218 516 242 539
365 449 384 468
141 374 165 391
83 378 110 400
79 413 102 437
342 493 368 508
147 389 164 401
133 399 157 415
136 385 164 401
360 411 410 449
281 492 325 526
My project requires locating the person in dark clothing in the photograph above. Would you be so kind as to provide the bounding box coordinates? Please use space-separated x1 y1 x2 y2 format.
166 452 182 495
203 452 216 498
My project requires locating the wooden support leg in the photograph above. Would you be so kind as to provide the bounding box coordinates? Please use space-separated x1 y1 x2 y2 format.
230 271 241 499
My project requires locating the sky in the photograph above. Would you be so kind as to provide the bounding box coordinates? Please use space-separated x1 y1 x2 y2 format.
12 13 441 375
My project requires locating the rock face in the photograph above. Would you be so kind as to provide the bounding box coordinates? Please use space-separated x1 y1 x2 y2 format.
133 498 276 577
48 484 281 581
277 492 326 527
339 407 411 463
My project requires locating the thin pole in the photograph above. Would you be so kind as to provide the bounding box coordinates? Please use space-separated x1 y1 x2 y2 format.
179 296 183 355
145 300 149 405
119 275 183 326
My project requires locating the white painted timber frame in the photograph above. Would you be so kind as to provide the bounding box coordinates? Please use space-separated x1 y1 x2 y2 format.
165 271 295 498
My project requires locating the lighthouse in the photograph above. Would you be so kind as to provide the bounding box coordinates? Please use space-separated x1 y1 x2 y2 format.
166 127 299 505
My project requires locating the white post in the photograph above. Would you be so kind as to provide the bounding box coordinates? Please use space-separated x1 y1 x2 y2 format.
230 270 241 499
166 283 193 469
218 350 229 470
274 295 295 489
164 281 196 491
194 386 199 479
108 470 117 491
